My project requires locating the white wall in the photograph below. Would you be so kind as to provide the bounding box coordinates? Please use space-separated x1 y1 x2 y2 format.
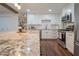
0 14 18 32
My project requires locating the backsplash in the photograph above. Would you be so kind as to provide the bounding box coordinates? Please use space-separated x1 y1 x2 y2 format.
27 24 59 30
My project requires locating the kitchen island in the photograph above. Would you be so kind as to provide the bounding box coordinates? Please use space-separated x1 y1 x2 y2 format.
0 30 40 56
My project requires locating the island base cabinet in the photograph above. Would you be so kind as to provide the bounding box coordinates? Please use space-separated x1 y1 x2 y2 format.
41 30 58 39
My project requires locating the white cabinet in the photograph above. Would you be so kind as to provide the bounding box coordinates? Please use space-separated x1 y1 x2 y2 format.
66 32 74 54
41 30 58 39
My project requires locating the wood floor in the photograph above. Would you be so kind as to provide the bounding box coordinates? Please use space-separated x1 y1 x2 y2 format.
40 39 72 56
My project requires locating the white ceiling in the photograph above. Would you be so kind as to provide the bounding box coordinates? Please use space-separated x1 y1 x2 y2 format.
0 3 69 15
19 3 68 14
0 5 15 15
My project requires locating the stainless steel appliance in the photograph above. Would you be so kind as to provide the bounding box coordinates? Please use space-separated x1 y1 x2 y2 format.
74 4 79 56
57 30 66 48
61 13 72 22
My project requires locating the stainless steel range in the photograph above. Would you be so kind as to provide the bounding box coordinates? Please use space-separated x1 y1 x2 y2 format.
57 30 66 48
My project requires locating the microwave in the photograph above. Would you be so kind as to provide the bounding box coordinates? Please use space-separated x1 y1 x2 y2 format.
61 13 72 22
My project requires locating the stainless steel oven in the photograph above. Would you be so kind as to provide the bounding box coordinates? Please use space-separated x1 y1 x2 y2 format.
57 31 66 48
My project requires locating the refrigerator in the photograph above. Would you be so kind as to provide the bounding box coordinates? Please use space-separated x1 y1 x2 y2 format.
74 3 79 56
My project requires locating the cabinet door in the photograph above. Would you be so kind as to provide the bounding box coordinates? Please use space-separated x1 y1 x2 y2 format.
46 30 53 39
66 32 74 54
41 30 58 39
41 30 47 39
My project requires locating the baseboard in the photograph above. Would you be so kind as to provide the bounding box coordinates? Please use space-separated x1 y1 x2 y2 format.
65 48 74 56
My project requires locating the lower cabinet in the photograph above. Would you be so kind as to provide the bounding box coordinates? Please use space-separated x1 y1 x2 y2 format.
66 32 74 54
41 30 58 39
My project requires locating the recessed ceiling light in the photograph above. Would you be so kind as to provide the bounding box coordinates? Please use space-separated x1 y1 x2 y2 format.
27 9 31 12
14 3 18 7
17 5 21 10
14 3 21 10
49 9 52 12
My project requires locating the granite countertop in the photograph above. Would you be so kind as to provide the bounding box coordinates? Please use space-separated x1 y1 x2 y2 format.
58 29 74 32
0 30 40 56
